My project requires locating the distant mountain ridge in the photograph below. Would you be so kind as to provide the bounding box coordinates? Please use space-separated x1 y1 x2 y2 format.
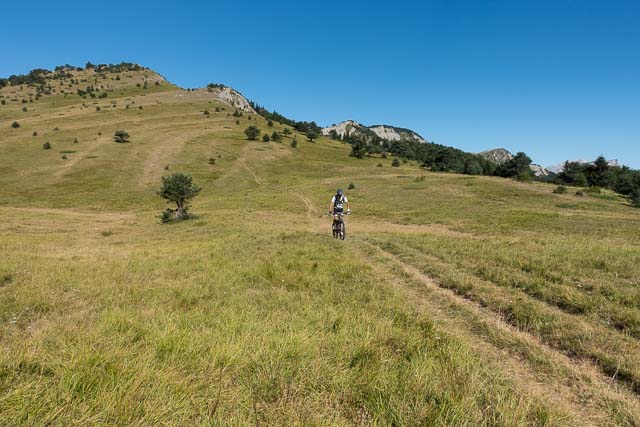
322 120 428 144
478 148 551 177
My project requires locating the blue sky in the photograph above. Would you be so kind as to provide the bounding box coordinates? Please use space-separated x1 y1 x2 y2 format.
2 0 639 168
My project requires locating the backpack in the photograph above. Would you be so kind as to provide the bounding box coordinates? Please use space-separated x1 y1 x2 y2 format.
334 194 344 210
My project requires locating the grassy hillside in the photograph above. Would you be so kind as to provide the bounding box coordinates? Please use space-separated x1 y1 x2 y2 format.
1 66 640 425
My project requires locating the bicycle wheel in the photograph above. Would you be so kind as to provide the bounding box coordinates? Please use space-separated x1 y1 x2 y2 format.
332 221 338 238
339 221 346 240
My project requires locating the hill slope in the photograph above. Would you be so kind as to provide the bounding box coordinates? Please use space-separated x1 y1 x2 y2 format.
1 64 640 425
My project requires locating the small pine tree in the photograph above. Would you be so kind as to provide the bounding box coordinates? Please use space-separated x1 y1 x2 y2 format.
236 120 240 125
306 128 319 142
271 131 281 142
392 158 401 167
267 120 274 127
290 137 298 148
113 130 130 143
73 138 79 144
43 142 51 149
32 131 38 136
282 128 291 136
11 121 20 129
22 107 27 112
263 134 271 142
244 126 260 140
157 173 202 221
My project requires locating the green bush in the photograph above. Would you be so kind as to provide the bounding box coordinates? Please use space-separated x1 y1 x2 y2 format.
392 158 401 167
42 142 51 150
267 120 274 127
113 130 130 143
290 137 298 148
262 134 271 142
244 126 260 140
32 131 38 136
11 121 20 129
271 131 281 142
377 163 383 167
553 185 568 194
348 183 355 190
630 190 640 208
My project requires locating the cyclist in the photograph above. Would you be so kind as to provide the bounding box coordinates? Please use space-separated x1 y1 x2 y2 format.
329 188 351 219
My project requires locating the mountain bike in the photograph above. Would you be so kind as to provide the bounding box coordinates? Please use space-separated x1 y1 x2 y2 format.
331 212 350 240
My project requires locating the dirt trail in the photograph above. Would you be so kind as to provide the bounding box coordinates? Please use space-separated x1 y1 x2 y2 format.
355 239 640 425
53 135 110 180
237 158 261 184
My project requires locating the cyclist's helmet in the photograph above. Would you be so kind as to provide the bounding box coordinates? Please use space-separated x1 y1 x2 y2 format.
337 189 343 196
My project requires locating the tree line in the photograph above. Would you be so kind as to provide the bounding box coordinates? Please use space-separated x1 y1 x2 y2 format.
555 157 640 205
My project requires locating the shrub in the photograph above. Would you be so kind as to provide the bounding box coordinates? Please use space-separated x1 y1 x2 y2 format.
235 120 240 125
244 126 260 140
290 137 298 148
576 190 585 197
348 183 355 190
271 131 281 142
262 134 270 142
113 130 130 143
215 107 221 112
42 142 51 150
98 131 102 136
61 154 67 160
32 131 38 136
267 120 274 127
233 110 243 118
22 107 27 112
208 158 216 165
73 138 78 144
282 128 291 136
553 185 568 194
96 106 101 112
377 163 383 167
139 106 143 110
157 173 202 221
203 110 210 116
381 152 388 159
392 158 401 167
631 190 640 208
306 128 319 142
11 121 20 128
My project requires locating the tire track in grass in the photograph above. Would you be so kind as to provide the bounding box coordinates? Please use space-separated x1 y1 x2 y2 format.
354 238 640 425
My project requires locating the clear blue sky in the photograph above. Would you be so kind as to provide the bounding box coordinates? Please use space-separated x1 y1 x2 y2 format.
3 0 639 168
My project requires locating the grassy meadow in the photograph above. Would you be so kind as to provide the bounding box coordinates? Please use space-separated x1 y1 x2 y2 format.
1 67 640 425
